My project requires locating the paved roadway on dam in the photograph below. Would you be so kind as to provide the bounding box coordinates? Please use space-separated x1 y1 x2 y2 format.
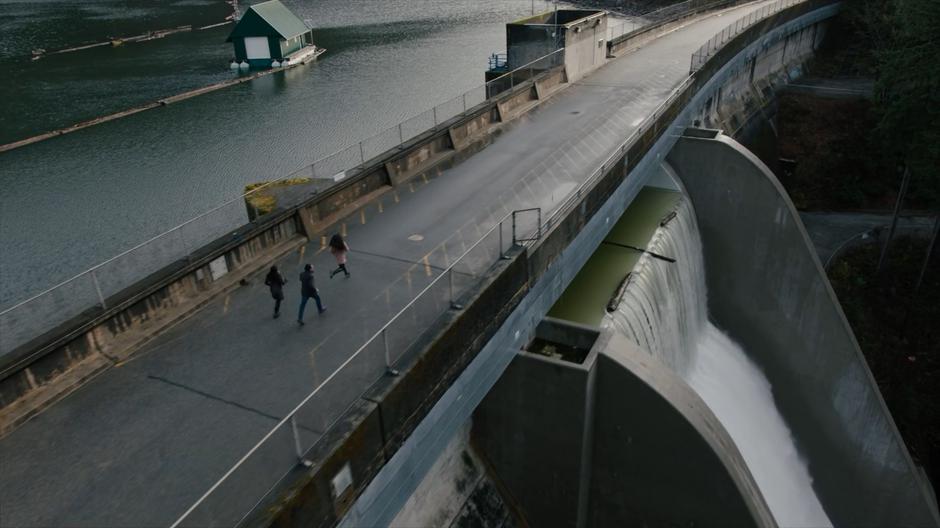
0 2 776 525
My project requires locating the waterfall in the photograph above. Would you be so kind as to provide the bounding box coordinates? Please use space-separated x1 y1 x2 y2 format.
606 197 832 528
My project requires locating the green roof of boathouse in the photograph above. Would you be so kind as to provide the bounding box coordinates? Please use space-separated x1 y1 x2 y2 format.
226 0 310 42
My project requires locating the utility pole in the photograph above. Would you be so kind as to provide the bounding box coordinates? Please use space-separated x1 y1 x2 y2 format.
878 165 910 274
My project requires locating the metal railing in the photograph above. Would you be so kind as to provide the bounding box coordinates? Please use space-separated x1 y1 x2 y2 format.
171 1 812 524
170 206 541 527
607 0 729 42
0 0 765 358
487 52 508 70
690 0 805 72
0 48 565 358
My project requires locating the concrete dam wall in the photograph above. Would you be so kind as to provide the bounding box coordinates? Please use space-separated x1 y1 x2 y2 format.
333 3 865 526
469 129 939 526
666 130 940 526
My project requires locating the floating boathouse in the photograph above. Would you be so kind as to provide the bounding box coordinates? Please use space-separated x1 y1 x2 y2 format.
226 0 322 69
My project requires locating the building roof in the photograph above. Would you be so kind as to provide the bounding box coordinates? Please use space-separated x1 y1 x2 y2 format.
227 0 309 42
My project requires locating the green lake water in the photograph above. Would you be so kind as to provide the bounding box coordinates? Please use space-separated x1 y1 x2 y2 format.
548 186 681 327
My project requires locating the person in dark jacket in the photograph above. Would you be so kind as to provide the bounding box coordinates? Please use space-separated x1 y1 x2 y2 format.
264 266 287 318
297 263 325 325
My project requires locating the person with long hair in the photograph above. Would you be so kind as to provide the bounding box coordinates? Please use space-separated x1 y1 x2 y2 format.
328 233 350 279
264 265 287 318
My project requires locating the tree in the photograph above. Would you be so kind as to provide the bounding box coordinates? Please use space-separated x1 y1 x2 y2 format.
871 0 940 208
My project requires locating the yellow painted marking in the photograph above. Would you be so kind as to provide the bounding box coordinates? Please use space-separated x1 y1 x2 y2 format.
423 256 432 277
298 244 306 262
408 182 415 193
421 174 429 184
223 295 231 315
360 209 366 224
441 243 450 267
341 223 347 236
378 202 384 213
320 236 326 249
315 246 327 255
393 191 400 203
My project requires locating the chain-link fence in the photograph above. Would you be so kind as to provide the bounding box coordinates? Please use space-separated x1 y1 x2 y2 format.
607 0 715 41
690 0 805 72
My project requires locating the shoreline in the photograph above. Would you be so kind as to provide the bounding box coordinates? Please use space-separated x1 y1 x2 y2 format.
0 48 326 154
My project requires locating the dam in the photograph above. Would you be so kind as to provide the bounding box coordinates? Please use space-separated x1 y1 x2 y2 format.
1 0 938 526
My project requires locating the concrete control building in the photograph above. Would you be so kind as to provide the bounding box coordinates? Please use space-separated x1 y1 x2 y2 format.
226 0 320 68
487 9 608 93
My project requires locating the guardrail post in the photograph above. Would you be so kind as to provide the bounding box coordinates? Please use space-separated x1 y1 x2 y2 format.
290 416 313 467
537 208 542 240
449 269 462 310
90 271 106 309
175 226 187 256
383 329 399 376
499 220 508 259
511 211 517 245
359 142 365 164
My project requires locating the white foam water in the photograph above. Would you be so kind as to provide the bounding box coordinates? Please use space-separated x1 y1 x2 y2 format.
606 198 832 527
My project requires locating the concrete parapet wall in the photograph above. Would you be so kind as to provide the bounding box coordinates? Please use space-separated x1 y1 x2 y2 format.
667 132 939 526
299 167 391 233
448 108 500 152
495 84 538 122
0 215 301 433
534 68 567 100
384 133 454 186
0 58 576 432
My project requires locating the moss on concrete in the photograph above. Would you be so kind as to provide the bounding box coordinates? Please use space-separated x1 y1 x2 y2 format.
243 177 312 218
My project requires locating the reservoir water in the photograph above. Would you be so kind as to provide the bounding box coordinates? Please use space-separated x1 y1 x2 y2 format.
0 0 572 307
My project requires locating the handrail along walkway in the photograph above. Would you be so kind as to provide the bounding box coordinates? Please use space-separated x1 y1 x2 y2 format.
170 0 816 525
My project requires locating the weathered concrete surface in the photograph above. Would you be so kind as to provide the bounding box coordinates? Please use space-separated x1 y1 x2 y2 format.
0 1 817 526
337 3 847 526
390 423 516 528
473 324 774 528
667 130 940 527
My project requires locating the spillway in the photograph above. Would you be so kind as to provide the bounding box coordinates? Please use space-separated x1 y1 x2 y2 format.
609 196 831 527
